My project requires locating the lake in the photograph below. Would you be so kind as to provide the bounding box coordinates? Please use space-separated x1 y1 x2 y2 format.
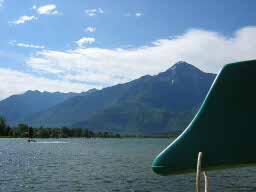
0 138 255 192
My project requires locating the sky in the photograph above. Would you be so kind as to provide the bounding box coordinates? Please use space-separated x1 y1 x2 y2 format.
0 0 256 100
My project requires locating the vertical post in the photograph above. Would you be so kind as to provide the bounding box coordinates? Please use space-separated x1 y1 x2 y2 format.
196 152 210 192
203 171 209 192
196 152 203 192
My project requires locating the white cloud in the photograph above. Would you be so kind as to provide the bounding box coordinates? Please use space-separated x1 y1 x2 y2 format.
135 12 142 17
85 27 96 33
3 27 255 100
99 8 104 14
11 15 38 24
0 68 99 101
25 26 256 89
9 41 45 49
0 0 5 7
16 43 45 49
76 37 95 47
85 9 97 16
125 12 142 17
37 4 61 15
85 8 104 16
32 5 37 10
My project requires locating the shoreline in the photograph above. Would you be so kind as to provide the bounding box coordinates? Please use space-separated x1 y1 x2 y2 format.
0 136 177 139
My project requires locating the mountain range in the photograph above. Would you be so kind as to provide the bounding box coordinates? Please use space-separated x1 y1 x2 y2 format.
0 62 216 135
0 89 98 124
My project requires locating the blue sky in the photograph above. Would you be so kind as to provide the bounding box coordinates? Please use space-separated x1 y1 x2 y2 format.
0 0 256 100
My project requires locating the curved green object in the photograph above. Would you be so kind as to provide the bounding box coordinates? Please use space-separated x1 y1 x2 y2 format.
152 60 256 176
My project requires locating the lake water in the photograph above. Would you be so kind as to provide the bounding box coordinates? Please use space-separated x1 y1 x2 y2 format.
0 138 255 192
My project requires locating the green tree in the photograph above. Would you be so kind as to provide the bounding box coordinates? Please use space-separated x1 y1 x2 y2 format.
18 124 29 132
38 128 50 138
83 128 89 137
61 127 70 137
88 130 95 138
73 128 82 137
96 132 102 138
103 132 109 138
50 128 60 138
28 127 33 138
0 117 7 136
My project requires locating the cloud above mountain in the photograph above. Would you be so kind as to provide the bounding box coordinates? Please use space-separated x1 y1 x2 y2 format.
1 26 255 100
0 68 97 100
26 26 256 87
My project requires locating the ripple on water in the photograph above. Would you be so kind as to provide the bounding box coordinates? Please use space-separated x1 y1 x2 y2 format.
0 138 256 192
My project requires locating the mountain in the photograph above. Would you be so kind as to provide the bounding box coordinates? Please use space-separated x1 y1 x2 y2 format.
80 88 99 96
20 62 216 135
0 89 98 125
72 101 198 136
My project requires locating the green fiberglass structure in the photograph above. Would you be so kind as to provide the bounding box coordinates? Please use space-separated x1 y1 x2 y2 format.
152 60 256 176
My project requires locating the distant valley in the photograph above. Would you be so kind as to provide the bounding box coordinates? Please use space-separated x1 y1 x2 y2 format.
0 62 216 136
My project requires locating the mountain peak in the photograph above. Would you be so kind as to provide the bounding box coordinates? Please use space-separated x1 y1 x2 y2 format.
171 61 196 69
164 61 203 75
174 61 190 65
24 90 41 94
80 88 98 96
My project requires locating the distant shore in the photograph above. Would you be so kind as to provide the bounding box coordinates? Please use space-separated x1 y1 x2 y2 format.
0 135 177 139
1 117 179 139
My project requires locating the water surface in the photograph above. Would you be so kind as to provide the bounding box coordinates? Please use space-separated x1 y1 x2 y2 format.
0 138 255 192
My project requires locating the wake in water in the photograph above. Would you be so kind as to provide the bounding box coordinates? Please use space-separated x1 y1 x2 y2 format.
35 141 68 144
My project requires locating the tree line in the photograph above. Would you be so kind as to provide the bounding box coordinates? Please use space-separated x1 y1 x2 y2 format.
0 117 121 138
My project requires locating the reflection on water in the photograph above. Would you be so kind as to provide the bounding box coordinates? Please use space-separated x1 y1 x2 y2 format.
0 138 255 192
